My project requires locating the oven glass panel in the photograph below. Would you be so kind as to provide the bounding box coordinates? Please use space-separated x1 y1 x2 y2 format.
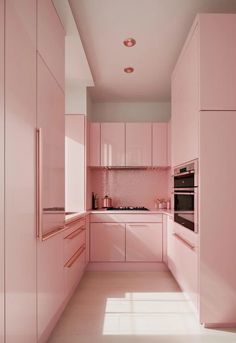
174 173 194 188
174 193 194 211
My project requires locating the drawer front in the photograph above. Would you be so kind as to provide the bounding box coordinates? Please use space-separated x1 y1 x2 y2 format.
64 226 86 263
64 246 86 296
90 213 162 223
90 223 125 262
126 223 163 262
65 218 86 236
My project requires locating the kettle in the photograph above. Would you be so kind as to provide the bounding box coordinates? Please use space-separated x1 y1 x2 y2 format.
102 195 112 208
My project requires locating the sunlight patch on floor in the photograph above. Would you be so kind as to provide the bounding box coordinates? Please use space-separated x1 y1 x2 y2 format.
103 292 200 335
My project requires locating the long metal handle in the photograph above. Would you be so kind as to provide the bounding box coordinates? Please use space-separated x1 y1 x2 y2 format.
174 192 195 195
36 128 42 240
173 232 195 251
64 226 86 240
64 244 86 268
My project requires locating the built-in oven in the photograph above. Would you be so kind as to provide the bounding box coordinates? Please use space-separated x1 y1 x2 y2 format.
173 160 198 232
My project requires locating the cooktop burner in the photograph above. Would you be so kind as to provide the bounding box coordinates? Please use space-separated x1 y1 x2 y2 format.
106 206 149 211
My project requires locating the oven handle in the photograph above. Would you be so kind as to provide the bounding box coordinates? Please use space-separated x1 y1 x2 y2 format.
173 187 197 191
174 191 195 195
174 171 194 177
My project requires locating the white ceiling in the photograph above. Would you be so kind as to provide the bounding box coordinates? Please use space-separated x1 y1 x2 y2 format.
69 0 236 102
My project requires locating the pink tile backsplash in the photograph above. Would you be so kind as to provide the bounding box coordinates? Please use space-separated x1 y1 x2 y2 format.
90 169 171 209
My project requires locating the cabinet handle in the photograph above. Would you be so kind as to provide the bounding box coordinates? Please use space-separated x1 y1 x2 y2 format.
64 244 86 268
172 232 196 251
64 226 86 240
36 128 42 240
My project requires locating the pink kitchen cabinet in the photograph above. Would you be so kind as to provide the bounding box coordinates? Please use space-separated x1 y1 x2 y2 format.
171 22 199 166
126 223 163 262
4 0 37 341
90 223 126 262
199 111 236 326
37 232 65 343
0 0 4 339
152 123 168 167
89 122 101 166
37 0 65 90
101 123 125 166
126 123 152 166
199 14 236 110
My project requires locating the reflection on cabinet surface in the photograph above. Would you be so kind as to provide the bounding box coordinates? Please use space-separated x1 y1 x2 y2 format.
101 123 125 167
126 123 152 166
90 223 126 262
126 223 163 262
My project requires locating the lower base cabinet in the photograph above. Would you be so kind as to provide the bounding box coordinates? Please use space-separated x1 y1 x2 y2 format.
126 223 162 261
167 216 198 311
90 223 126 262
37 232 65 343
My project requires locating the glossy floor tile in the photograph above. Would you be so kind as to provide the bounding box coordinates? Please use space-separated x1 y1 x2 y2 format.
49 271 236 343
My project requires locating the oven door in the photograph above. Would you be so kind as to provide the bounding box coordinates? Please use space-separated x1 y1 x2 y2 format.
174 189 198 232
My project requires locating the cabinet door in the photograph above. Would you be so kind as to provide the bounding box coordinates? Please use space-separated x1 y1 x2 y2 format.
126 123 152 166
152 123 168 167
89 123 100 166
5 1 37 341
37 233 65 342
37 55 65 236
90 223 125 262
37 0 65 90
126 223 162 262
65 115 85 212
0 0 4 339
171 25 199 166
101 123 125 166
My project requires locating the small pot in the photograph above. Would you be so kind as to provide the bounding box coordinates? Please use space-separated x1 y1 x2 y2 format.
102 195 112 208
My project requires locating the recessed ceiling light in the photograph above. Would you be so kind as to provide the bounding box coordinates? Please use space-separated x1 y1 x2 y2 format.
123 38 136 47
124 67 134 73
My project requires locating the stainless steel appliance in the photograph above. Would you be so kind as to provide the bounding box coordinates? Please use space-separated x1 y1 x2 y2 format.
102 195 113 208
173 160 198 232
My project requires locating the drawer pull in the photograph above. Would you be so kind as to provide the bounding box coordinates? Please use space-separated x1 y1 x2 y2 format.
173 232 196 251
64 244 86 268
64 226 86 240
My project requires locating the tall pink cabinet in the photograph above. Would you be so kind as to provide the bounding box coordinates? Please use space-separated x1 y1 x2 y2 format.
0 0 5 340
171 14 236 327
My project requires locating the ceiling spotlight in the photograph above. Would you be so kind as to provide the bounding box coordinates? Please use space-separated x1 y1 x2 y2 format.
123 38 136 47
124 67 134 73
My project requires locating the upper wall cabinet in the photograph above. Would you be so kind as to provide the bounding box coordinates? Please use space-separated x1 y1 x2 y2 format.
152 123 168 167
89 122 101 167
171 23 199 166
101 123 125 167
126 123 152 167
37 0 65 90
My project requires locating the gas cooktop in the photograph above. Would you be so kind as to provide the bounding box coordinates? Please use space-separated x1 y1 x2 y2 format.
106 206 149 211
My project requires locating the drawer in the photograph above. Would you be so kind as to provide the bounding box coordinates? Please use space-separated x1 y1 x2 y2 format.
65 218 86 237
64 245 86 296
90 213 162 223
64 226 86 263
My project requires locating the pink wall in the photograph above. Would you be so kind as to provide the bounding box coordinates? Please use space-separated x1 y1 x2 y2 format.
90 169 170 209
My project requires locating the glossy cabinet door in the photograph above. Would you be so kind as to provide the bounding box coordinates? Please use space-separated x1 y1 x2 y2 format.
126 223 162 262
171 24 199 166
101 123 125 166
37 232 65 343
152 123 168 167
5 0 37 341
65 115 85 212
90 223 125 262
37 0 65 90
89 123 100 166
37 55 65 236
126 123 152 166
0 0 4 340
